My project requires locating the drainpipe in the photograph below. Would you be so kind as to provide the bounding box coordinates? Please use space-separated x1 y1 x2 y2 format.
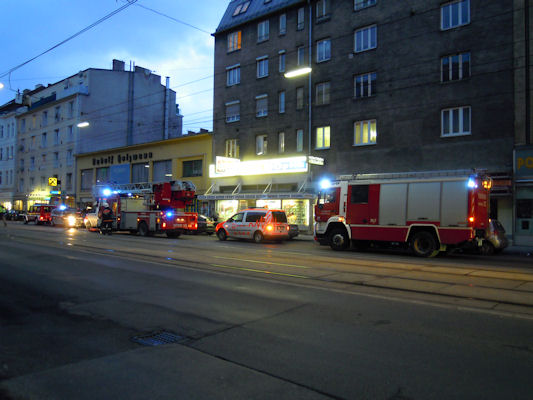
526 0 531 144
164 77 170 140
308 0 312 157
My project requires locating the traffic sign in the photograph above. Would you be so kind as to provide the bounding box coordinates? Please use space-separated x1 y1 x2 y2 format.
48 177 57 186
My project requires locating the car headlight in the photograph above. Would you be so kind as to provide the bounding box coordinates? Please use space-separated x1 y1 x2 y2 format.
67 215 77 226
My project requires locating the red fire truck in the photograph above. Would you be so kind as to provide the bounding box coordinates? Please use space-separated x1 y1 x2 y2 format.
91 181 198 237
314 170 493 257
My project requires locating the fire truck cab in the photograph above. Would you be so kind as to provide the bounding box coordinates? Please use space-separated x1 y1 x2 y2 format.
314 170 493 257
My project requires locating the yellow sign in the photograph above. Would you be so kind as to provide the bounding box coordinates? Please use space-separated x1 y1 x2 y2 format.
48 177 57 186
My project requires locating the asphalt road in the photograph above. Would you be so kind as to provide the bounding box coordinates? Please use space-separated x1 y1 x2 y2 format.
1 223 533 400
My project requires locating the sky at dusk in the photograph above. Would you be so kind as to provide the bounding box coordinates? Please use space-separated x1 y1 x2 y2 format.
0 0 230 132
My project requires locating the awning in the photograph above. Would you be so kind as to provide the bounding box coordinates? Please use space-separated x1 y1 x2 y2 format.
198 192 316 201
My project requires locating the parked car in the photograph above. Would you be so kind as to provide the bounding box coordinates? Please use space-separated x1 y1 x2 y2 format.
51 207 84 228
196 214 215 235
5 210 24 221
23 204 55 225
216 208 290 243
480 219 509 255
288 224 299 239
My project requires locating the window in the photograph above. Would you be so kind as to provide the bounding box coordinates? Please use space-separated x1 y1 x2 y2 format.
227 31 242 52
225 139 239 158
441 52 470 82
55 106 61 122
183 160 203 177
246 211 266 222
316 82 330 105
66 173 72 190
278 132 285 153
351 185 369 203
297 46 305 66
21 119 26 132
256 135 268 155
54 152 59 168
233 1 250 16
41 153 46 164
258 20 269 42
354 0 376 10
279 50 286 72
441 0 470 30
316 0 330 19
54 129 60 145
296 87 304 110
354 72 377 98
297 7 305 30
441 106 471 137
132 163 149 183
279 91 286 113
42 111 48 127
316 126 330 149
354 119 377 145
30 157 35 171
68 125 73 142
80 169 93 190
41 132 47 148
355 25 377 53
96 167 109 184
31 136 36 150
256 95 268 117
257 56 269 78
225 101 240 123
297 129 304 152
68 101 74 118
317 39 331 62
226 64 241 86
66 149 73 166
279 13 286 35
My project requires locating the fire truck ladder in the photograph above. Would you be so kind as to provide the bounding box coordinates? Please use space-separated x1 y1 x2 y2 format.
93 180 196 197
338 169 488 182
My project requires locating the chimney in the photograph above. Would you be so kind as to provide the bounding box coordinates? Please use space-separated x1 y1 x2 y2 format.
112 59 125 71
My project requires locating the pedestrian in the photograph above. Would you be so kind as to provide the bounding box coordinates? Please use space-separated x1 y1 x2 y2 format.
0 205 7 227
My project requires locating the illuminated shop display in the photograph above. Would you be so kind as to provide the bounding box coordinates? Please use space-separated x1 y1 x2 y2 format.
210 156 308 178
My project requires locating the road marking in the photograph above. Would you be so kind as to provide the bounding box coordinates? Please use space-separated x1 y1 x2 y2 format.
211 255 310 269
210 263 309 279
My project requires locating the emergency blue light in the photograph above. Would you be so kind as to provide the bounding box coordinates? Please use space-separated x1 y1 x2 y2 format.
467 178 477 189
102 188 112 197
59 205 67 211
166 211 173 218
320 179 332 190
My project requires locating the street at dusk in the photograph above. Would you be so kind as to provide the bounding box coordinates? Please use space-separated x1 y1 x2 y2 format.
1 222 533 399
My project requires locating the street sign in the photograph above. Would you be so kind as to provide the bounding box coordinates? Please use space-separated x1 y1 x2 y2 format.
50 190 61 195
48 177 57 186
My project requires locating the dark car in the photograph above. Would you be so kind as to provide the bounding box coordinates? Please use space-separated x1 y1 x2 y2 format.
288 224 299 239
6 210 24 221
197 214 215 235
50 207 84 228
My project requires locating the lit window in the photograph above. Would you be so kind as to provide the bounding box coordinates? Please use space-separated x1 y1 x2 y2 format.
316 126 330 149
354 25 377 53
278 132 285 153
441 106 471 137
225 139 239 158
227 31 242 52
354 119 377 145
296 129 304 152
441 0 470 30
256 135 268 155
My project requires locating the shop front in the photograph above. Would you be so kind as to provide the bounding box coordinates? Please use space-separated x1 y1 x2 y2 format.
199 156 319 232
514 146 533 245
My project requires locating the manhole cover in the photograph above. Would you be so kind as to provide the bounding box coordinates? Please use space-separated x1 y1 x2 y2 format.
131 331 184 346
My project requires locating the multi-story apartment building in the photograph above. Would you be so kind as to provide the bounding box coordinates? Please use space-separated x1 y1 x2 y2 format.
0 100 25 210
13 60 183 210
207 0 532 242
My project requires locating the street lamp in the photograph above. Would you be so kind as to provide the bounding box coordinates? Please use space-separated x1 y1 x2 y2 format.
0 82 4 90
77 121 90 128
284 67 312 78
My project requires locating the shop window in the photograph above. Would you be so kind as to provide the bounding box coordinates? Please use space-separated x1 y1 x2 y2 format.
183 160 203 177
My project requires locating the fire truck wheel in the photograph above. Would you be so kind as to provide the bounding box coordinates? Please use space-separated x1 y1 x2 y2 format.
253 231 264 243
217 229 228 241
138 221 149 237
329 228 349 251
410 231 439 258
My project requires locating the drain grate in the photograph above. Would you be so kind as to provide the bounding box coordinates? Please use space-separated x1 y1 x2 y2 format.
131 331 184 346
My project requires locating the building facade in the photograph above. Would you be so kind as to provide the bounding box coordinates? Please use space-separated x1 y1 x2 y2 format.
0 101 24 210
76 132 213 214
12 60 183 210
209 0 532 241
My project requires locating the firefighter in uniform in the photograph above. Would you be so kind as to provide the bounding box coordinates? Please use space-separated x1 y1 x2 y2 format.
99 202 114 235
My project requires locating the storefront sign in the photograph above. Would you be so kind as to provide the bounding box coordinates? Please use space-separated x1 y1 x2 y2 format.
308 156 325 166
515 146 533 178
92 152 153 166
210 156 308 178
